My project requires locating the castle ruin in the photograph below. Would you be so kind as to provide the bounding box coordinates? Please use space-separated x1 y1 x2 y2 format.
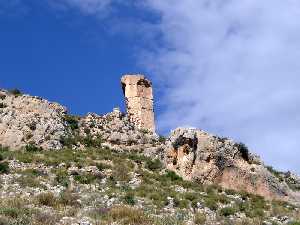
121 74 155 132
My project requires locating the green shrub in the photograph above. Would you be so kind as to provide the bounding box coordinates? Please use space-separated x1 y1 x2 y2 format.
36 192 57 207
54 169 69 187
289 222 300 225
184 192 198 202
0 153 4 161
96 162 111 171
266 166 283 180
158 135 166 143
0 162 9 174
74 174 97 184
124 193 136 205
145 158 163 171
81 135 102 148
25 143 42 152
64 114 79 130
58 191 80 207
8 89 22 97
112 163 130 182
224 189 237 196
204 196 218 211
100 206 154 225
59 136 77 148
235 142 250 162
219 207 237 217
17 175 42 188
177 199 189 209
194 212 206 224
165 170 183 182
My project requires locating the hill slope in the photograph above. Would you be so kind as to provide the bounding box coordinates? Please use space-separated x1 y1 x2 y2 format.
0 89 299 224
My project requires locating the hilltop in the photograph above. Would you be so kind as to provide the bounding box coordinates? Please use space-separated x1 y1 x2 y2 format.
0 76 299 225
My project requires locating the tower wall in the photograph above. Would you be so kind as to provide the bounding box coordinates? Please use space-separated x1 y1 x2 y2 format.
121 74 155 132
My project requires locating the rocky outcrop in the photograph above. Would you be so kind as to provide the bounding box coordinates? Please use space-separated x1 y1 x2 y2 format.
0 89 162 153
0 88 298 204
78 109 164 156
0 90 70 150
165 128 298 202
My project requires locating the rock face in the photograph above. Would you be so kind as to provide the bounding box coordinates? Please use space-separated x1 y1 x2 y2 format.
78 109 163 155
0 90 70 150
165 128 296 202
121 74 155 132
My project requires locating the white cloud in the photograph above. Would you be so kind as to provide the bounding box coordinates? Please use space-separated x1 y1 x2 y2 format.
140 0 300 173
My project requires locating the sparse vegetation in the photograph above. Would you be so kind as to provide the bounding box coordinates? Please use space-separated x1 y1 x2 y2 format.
8 89 22 97
194 212 206 224
64 114 79 130
0 103 7 108
0 162 9 174
235 142 250 162
158 135 167 143
219 207 237 217
145 158 163 171
25 143 42 152
0 146 298 225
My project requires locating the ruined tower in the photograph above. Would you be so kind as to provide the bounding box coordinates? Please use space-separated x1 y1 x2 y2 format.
121 74 155 132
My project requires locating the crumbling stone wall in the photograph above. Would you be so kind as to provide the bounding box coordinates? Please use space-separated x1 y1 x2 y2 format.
121 74 155 132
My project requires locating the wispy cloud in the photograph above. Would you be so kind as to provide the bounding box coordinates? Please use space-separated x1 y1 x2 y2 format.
140 0 300 173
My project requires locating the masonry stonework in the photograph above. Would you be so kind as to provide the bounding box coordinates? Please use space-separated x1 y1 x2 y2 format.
121 74 155 132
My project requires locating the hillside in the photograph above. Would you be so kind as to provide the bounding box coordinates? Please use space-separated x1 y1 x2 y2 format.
0 85 299 225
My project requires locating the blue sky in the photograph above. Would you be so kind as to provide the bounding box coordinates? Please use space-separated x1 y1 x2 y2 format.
1 0 300 174
0 1 149 115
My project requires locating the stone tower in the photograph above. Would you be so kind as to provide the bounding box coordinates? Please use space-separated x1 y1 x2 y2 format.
121 74 155 132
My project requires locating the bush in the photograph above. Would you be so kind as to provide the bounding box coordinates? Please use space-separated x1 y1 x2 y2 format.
96 162 111 171
54 169 69 187
0 162 9 174
184 192 198 202
58 191 80 207
112 163 130 182
0 103 7 108
8 89 22 96
100 206 154 225
235 142 250 161
124 193 136 205
81 135 102 148
204 197 218 211
194 212 206 224
145 158 163 171
289 222 300 225
59 136 77 148
36 192 57 207
219 207 237 217
25 143 42 152
74 174 97 184
64 114 79 130
158 135 166 143
165 170 183 182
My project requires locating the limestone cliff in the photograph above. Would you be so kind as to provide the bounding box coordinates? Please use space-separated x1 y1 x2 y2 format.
165 128 299 203
0 89 70 150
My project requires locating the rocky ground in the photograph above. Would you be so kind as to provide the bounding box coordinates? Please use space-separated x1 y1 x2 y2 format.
0 146 300 225
0 89 300 225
